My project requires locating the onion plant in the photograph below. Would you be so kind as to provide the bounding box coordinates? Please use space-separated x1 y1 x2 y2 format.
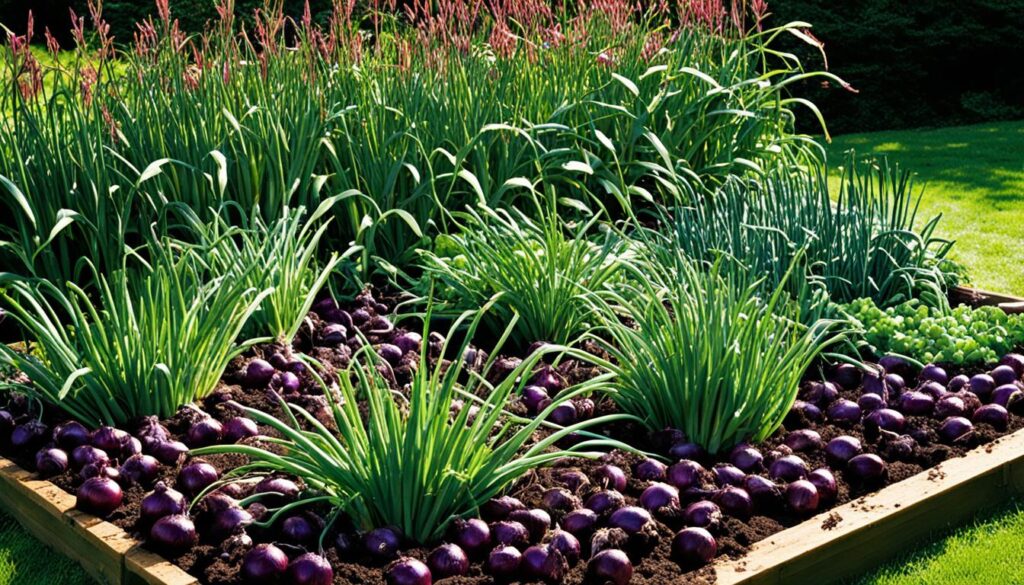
417 199 629 347
587 248 842 455
193 302 638 543
0 241 269 427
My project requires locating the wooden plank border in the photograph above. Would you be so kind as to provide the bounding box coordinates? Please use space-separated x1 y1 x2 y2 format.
950 285 1024 314
3 429 1024 585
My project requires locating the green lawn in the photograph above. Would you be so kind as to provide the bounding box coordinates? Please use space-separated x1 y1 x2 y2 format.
826 120 1024 296
0 512 92 585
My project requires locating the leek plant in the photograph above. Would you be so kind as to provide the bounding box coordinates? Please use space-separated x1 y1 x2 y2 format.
0 241 270 427
588 248 842 454
194 302 638 543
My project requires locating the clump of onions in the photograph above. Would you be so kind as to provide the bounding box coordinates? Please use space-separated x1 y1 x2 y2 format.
35 448 68 477
713 464 746 487
241 543 289 583
639 482 679 513
634 458 668 481
768 455 808 482
286 553 333 585
541 487 581 513
427 543 469 577
939 416 974 443
713 486 753 519
786 480 820 515
668 460 706 489
899 391 935 416
223 417 259 443
730 445 764 472
562 509 598 537
385 558 431 585
77 476 123 517
508 508 551 542
186 417 223 447
672 527 717 567
522 544 567 583
487 545 522 577
452 518 490 556
481 495 526 521
152 441 188 466
365 527 402 559
608 506 653 535
808 468 838 504
53 421 90 450
149 514 197 556
587 549 633 585
178 461 220 496
785 430 822 452
140 482 187 525
847 454 887 481
682 500 722 529
119 454 160 486
243 359 276 388
585 490 626 515
825 436 863 463
973 404 1009 431
594 464 628 492
12 420 49 452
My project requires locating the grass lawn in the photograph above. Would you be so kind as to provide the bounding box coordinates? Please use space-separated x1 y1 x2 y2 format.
825 120 1024 296
0 511 92 585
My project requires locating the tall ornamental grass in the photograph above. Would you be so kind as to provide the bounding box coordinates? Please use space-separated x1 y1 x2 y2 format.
0 240 269 426
194 303 638 543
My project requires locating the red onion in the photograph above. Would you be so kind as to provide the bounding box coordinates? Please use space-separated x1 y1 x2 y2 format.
744 474 781 505
729 445 764 472
990 365 1018 386
768 455 808 482
969 374 997 400
1000 353 1024 376
862 372 889 399
918 381 947 400
0 410 13 443
826 399 862 424
211 506 253 540
831 363 863 390
919 364 948 385
223 417 259 443
594 464 627 492
508 508 551 542
548 529 580 565
948 374 970 393
550 403 577 425
241 543 289 583
639 482 679 512
935 394 968 419
321 323 347 345
588 549 633 585
785 429 822 452
885 372 906 391
807 468 837 504
608 506 652 534
426 543 469 577
365 526 402 559
281 515 316 544
520 386 550 414
847 453 887 481
271 371 302 395
713 464 745 486
899 391 936 416
90 425 129 456
789 400 822 424
802 381 839 407
140 482 187 525
377 343 404 366
186 418 223 448
541 487 580 513
713 486 753 519
522 544 567 583
385 557 431 585
481 495 526 521
878 355 911 377
585 490 625 515
672 527 717 567
634 458 668 481
682 500 722 529
124 436 142 458
973 403 1009 431
286 553 333 585
393 332 422 354
562 508 598 536
532 366 563 392
786 480 819 515
452 518 491 555
244 359 276 388
558 469 590 493
11 420 49 452
574 398 595 420
253 477 300 506
487 545 522 576
991 385 1022 409
80 463 119 482
53 421 90 450
119 454 160 486
669 442 707 460
492 520 530 548
178 461 219 496
939 416 974 442
77 476 123 517
34 448 68 477
866 408 906 434
152 441 188 466
149 514 197 556
667 460 705 489
825 436 862 463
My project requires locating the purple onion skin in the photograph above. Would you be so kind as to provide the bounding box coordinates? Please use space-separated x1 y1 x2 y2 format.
272 371 302 395
452 518 491 556
826 436 863 463
1000 353 1024 376
286 553 334 585
935 395 968 419
281 515 316 544
594 465 628 492
427 543 470 578
640 482 680 512
713 486 753 520
386 558 432 585
492 520 530 548
152 441 188 466
866 409 906 434
768 455 808 482
948 374 970 393
320 323 346 345
803 381 840 407
973 404 1009 431
991 365 1019 386
668 460 705 489
919 364 948 385
827 399 862 425
669 442 707 461
210 505 253 541
848 454 887 481
784 430 822 452
11 421 49 452
178 461 219 496
789 401 823 425
508 508 551 543
186 418 223 448
550 403 577 426
119 454 160 487
140 482 187 524
683 500 722 529
831 363 863 390
253 477 300 507
878 355 911 377
559 470 590 493
899 391 936 416
634 458 668 481
365 527 402 559
808 468 838 504
786 480 820 516
244 359 276 388
730 445 764 472
917 381 947 401
53 421 90 450
585 490 626 515
969 374 997 400
672 527 717 567
522 544 567 583
549 529 581 565
487 546 522 577
223 417 259 443
939 416 974 443
885 373 906 392
588 549 633 585
377 343 404 366
149 514 197 556
743 475 781 506
608 506 653 534
521 386 550 414
0 410 13 444
562 508 599 537
393 332 423 354
241 543 289 584
991 385 1022 408
713 464 746 487
481 495 526 521
35 448 68 478
862 372 889 398
858 393 886 413
77 477 123 517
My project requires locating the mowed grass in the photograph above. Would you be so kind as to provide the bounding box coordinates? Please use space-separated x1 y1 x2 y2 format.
850 500 1024 585
825 120 1024 296
0 511 93 585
